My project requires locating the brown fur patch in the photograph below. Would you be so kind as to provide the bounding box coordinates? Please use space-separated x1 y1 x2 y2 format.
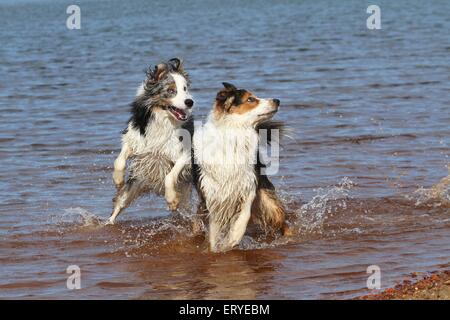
214 89 260 116
229 92 260 115
251 187 286 234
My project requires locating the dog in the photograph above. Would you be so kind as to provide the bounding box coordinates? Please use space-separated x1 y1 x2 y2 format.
108 58 194 224
193 82 290 252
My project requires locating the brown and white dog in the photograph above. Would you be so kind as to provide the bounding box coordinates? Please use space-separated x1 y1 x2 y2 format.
108 58 194 224
193 82 290 252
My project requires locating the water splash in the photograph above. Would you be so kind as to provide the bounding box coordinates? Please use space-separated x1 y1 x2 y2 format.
121 219 189 256
411 171 450 207
291 177 355 234
115 209 205 257
49 179 358 253
239 177 357 250
51 207 104 227
412 186 450 207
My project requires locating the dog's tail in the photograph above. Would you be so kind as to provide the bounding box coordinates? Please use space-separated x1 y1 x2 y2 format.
256 120 294 145
252 121 293 236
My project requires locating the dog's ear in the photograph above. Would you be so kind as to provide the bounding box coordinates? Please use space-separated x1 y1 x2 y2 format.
170 57 190 84
216 82 238 111
222 82 237 91
146 63 168 83
168 58 183 72
216 88 235 111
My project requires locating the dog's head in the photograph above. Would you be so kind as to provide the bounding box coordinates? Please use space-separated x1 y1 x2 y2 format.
213 82 280 127
138 58 194 122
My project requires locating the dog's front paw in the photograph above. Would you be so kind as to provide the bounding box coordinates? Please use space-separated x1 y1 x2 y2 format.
168 198 180 211
165 190 180 211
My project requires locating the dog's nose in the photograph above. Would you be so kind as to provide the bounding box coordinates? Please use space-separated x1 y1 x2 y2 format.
184 99 194 108
272 99 280 107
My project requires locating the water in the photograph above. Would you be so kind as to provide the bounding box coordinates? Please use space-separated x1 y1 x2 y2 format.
0 0 449 299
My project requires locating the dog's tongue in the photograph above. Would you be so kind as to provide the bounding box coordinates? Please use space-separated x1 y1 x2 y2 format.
171 107 187 121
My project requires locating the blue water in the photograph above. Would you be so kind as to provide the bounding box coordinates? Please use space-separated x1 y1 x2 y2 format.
0 0 449 299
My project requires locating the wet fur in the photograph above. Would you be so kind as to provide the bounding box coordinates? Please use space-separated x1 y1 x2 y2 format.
193 83 288 252
109 58 194 224
252 121 289 233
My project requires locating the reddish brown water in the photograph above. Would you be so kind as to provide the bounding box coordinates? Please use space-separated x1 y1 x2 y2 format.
0 0 449 299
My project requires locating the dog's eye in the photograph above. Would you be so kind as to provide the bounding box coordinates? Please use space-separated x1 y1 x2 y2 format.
183 86 187 92
168 89 176 95
247 97 256 103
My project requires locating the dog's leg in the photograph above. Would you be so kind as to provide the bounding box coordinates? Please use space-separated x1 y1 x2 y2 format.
208 193 256 252
164 154 190 211
113 142 131 188
225 192 256 250
252 175 292 236
108 178 146 224
192 200 207 235
208 215 222 252
252 187 288 234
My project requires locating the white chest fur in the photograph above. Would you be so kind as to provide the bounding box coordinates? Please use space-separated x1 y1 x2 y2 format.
124 111 184 162
123 112 189 194
194 120 258 222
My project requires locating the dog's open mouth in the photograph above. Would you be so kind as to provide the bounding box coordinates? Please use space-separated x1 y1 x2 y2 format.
168 106 188 121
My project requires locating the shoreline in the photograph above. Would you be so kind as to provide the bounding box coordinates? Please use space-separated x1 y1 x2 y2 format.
356 270 450 300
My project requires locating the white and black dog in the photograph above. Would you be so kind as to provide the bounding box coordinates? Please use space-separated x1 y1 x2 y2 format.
108 58 194 224
193 82 290 252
